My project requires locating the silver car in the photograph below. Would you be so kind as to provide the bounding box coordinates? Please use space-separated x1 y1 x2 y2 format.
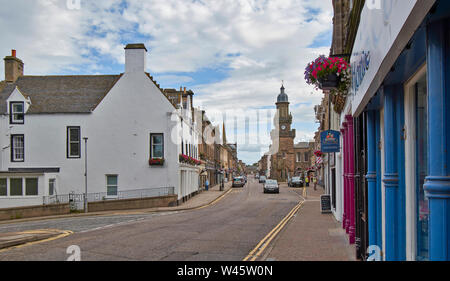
259 176 267 184
264 180 279 194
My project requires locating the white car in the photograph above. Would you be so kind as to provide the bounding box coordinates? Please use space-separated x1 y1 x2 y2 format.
264 180 279 194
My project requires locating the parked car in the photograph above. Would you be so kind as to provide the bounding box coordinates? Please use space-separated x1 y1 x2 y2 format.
288 177 303 187
232 177 245 188
264 180 280 194
259 176 267 184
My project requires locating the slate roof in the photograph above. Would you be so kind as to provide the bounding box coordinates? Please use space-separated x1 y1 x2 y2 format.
277 85 289 103
0 75 122 114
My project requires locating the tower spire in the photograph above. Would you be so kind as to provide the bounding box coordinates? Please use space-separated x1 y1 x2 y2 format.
277 83 288 103
222 122 227 145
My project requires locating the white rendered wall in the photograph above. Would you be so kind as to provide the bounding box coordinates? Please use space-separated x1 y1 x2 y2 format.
0 71 182 208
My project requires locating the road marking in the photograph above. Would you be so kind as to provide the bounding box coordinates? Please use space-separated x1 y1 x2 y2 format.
243 200 305 261
0 229 73 253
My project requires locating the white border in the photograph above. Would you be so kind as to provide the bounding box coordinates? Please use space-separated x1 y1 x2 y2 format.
404 63 427 261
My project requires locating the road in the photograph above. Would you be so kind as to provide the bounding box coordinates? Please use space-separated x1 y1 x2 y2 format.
0 177 302 261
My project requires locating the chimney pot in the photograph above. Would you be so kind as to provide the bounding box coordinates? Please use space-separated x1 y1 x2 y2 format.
124 43 147 73
4 49 24 83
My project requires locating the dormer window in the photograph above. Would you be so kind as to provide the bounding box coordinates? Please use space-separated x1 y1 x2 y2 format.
10 102 24 124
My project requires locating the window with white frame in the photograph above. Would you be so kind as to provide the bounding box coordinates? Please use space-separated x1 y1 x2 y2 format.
0 179 6 196
67 127 81 158
106 175 118 197
10 178 23 196
10 102 24 124
49 179 56 196
11 135 24 162
150 134 164 159
25 178 38 196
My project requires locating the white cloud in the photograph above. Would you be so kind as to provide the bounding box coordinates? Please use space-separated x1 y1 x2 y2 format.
0 0 333 164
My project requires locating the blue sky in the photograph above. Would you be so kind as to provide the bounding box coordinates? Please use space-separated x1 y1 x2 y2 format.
0 0 333 165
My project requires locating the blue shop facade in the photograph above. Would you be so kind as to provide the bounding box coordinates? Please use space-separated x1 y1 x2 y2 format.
349 0 450 261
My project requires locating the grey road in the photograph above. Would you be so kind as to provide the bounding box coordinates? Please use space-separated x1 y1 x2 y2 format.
0 178 302 261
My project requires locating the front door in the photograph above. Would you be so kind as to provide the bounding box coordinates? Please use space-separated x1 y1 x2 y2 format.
355 113 369 260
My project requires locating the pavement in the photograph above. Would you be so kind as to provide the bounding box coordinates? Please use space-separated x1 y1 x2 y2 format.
258 185 357 261
0 181 233 251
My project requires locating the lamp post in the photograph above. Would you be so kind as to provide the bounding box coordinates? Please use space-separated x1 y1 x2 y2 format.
83 137 88 213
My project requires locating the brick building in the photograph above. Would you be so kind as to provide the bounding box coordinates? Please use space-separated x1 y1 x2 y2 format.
294 142 315 177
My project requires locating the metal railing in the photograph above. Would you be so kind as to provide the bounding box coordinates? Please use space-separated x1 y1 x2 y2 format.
43 187 175 207
86 186 175 202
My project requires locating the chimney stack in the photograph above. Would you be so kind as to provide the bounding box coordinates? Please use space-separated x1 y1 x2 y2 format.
4 49 24 83
124 43 147 73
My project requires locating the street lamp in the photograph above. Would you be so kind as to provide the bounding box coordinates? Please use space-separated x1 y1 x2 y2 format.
83 137 88 213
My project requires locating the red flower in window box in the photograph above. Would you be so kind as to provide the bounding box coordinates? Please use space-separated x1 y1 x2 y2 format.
179 154 202 166
149 158 165 166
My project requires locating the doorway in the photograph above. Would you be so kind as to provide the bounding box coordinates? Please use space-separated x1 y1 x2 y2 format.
355 112 369 260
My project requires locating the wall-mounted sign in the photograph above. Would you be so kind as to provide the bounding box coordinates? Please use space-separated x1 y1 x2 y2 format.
320 130 340 153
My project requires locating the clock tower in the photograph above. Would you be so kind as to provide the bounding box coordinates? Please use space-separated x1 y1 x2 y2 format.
271 84 296 182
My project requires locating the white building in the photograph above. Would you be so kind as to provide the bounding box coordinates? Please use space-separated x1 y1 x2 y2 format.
0 44 200 208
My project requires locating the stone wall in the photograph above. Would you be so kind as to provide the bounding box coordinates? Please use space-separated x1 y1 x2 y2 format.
87 195 178 212
0 204 70 221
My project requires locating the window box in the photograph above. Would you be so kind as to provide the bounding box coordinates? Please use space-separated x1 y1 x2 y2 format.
179 154 201 166
149 158 165 166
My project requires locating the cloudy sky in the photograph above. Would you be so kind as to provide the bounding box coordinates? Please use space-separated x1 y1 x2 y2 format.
0 0 332 165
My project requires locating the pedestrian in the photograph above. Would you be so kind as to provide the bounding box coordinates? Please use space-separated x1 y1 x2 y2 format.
305 176 309 187
205 179 209 191
313 177 317 191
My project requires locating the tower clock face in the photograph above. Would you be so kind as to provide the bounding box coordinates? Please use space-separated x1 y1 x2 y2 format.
281 125 286 130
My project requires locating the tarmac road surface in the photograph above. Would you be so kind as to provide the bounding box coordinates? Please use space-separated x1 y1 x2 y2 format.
0 177 302 261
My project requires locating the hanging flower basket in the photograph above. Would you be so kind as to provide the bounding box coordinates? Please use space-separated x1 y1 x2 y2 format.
149 158 165 166
318 73 339 91
314 150 323 157
304 55 351 95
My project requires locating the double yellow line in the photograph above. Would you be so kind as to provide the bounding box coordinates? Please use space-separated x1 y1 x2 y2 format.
243 200 305 261
0 229 73 253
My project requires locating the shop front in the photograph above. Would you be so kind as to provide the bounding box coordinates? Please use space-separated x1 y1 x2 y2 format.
350 0 450 261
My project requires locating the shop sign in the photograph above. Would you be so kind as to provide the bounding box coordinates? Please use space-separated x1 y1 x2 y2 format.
320 130 340 153
350 0 421 115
